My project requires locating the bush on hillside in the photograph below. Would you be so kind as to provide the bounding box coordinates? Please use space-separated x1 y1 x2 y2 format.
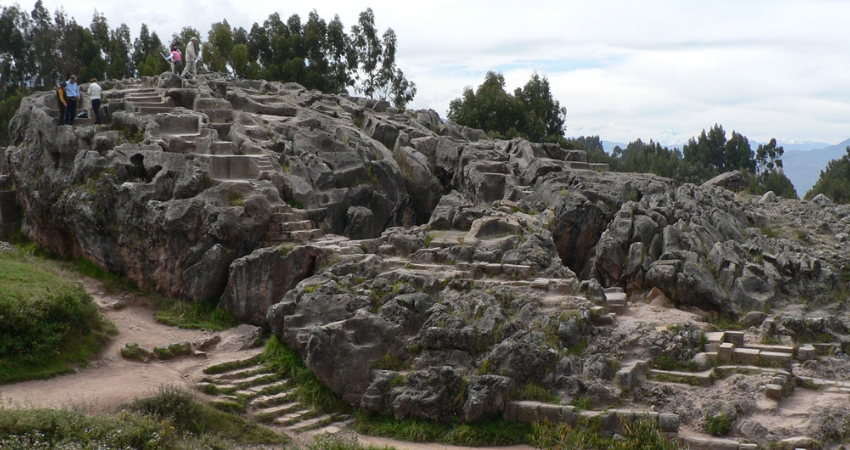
0 250 114 382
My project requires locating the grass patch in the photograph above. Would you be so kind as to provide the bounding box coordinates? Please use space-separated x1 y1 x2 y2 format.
570 396 592 411
0 386 286 449
530 416 685 449
305 433 397 450
354 414 532 446
513 383 558 403
261 335 349 414
0 248 116 383
121 342 154 362
705 412 731 436
203 354 264 375
652 355 698 372
70 257 137 294
154 296 238 331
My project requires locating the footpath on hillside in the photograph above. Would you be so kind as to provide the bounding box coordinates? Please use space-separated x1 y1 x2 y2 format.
0 277 535 450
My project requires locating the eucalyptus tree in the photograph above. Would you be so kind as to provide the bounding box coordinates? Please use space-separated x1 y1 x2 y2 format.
203 20 234 74
349 8 416 108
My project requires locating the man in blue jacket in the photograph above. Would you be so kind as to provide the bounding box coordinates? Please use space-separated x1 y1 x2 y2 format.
65 75 79 125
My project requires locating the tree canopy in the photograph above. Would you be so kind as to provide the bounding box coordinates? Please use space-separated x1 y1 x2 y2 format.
584 126 797 199
447 71 567 145
0 2 420 146
0 3 415 107
805 147 850 204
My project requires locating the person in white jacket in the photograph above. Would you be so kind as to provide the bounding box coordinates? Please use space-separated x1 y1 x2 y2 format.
181 37 199 78
88 78 102 124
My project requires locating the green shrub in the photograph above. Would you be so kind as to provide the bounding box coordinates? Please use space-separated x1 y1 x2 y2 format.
153 341 193 360
154 296 238 331
131 386 282 444
262 336 349 413
0 407 176 450
514 383 558 403
307 433 396 450
705 413 731 436
121 342 153 362
354 414 531 446
0 251 115 382
530 416 686 450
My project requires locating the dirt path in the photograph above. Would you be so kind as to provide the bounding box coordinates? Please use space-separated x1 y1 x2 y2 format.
0 278 534 450
0 278 251 413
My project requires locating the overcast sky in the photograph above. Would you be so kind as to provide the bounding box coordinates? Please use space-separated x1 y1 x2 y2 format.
16 0 850 146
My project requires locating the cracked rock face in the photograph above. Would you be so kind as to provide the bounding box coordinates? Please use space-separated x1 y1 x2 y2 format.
6 73 850 436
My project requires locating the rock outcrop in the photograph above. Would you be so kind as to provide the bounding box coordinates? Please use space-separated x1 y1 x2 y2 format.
5 72 850 443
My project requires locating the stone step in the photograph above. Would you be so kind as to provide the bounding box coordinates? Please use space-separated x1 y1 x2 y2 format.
251 390 295 409
743 343 794 354
253 401 300 417
206 364 269 380
275 409 310 425
135 106 175 115
704 331 725 344
124 94 163 102
287 413 340 433
196 381 237 391
249 378 294 394
280 220 315 232
291 229 325 242
679 436 758 450
647 368 714 387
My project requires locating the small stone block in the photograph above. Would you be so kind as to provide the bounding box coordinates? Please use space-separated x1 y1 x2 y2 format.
513 401 540 423
599 410 620 432
503 402 517 421
608 303 628 315
658 413 679 432
738 444 759 450
530 278 549 289
560 405 577 425
797 344 816 361
538 404 562 422
606 292 627 303
705 343 719 353
765 383 783 400
705 331 725 344
813 343 836 355
719 343 735 362
724 331 745 346
732 347 760 364
760 351 791 367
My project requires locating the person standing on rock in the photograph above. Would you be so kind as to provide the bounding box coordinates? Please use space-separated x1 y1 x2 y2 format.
171 44 183 75
64 75 79 125
181 37 198 78
56 81 67 125
88 78 102 124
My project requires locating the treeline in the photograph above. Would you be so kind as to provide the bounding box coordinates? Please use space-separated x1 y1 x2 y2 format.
0 1 416 145
578 125 797 199
0 1 415 100
446 74 799 199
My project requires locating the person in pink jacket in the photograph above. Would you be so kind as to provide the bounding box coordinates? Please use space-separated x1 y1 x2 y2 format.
170 44 183 75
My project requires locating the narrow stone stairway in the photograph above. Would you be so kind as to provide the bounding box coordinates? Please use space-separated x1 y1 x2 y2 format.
196 356 353 437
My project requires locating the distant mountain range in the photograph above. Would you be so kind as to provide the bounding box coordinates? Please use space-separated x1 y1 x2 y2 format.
598 135 848 198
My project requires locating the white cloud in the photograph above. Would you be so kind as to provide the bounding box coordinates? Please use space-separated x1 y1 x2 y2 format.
11 0 850 144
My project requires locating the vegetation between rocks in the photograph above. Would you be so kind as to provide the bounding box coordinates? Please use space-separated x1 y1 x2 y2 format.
353 414 532 447
0 386 285 449
154 296 238 331
529 417 686 450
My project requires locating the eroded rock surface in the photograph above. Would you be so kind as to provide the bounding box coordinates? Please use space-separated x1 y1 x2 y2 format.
5 72 850 444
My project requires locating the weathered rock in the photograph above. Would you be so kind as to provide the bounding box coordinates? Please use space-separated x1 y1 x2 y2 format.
391 366 465 423
703 170 747 192
462 375 512 422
